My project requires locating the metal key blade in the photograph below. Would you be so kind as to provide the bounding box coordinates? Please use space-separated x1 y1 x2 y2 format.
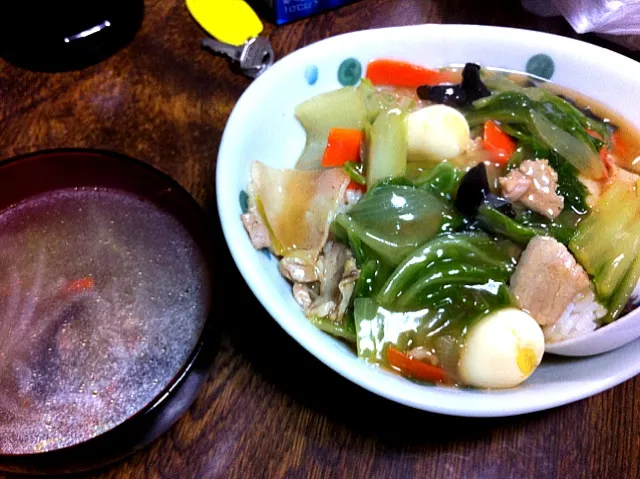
202 38 243 62
202 36 275 79
239 37 273 70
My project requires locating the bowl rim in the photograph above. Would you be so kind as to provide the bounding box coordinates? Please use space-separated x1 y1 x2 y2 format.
216 24 640 417
0 148 217 467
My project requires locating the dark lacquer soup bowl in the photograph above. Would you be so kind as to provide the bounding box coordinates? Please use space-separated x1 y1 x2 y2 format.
0 150 216 474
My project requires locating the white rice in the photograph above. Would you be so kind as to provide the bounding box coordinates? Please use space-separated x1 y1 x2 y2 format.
544 290 607 343
546 279 640 343
339 188 363 213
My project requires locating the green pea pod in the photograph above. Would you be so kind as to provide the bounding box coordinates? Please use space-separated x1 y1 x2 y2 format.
377 233 511 306
395 262 512 310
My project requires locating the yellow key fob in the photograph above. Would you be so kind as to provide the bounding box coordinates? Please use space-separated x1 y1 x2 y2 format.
186 0 263 47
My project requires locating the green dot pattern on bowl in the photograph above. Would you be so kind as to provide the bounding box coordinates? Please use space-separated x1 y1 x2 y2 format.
526 54 555 80
239 190 249 214
338 58 362 86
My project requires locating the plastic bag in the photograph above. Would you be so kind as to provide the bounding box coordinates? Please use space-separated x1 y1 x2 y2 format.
522 0 640 49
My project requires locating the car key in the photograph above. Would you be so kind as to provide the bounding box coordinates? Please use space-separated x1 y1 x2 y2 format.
202 36 274 78
187 0 275 79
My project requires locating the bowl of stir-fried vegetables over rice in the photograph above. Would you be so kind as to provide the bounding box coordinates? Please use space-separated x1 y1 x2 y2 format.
217 24 640 416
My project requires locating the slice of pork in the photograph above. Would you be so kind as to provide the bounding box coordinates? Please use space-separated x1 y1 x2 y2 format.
278 256 318 283
499 159 564 219
285 241 360 322
248 161 350 260
336 257 359 320
306 241 349 319
241 206 272 250
510 236 590 327
292 283 318 310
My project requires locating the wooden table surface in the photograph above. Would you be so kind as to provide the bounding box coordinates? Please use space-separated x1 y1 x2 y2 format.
2 0 640 477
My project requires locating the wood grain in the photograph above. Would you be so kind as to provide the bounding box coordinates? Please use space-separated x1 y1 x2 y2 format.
1 0 639 477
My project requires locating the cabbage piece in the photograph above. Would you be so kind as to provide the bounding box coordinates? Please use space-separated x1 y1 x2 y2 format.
467 89 611 148
249 161 350 258
295 82 418 170
483 75 540 98
394 262 513 310
603 255 640 324
334 184 462 266
358 78 417 123
308 314 357 344
413 162 463 200
476 204 543 245
535 89 611 147
545 151 589 215
354 282 513 366
377 232 517 307
530 109 605 180
514 209 583 245
569 178 640 304
367 110 407 187
465 91 534 127
465 90 606 180
354 298 429 362
295 86 368 170
363 258 393 296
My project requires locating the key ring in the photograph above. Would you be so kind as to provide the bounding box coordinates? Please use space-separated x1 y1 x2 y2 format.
187 0 275 78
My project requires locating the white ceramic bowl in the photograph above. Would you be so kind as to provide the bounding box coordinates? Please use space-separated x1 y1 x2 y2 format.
217 24 640 417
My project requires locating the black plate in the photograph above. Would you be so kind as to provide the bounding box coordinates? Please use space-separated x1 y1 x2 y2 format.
0 149 217 474
0 1 144 71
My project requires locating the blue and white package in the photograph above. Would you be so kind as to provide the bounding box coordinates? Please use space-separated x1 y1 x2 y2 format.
253 0 359 25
